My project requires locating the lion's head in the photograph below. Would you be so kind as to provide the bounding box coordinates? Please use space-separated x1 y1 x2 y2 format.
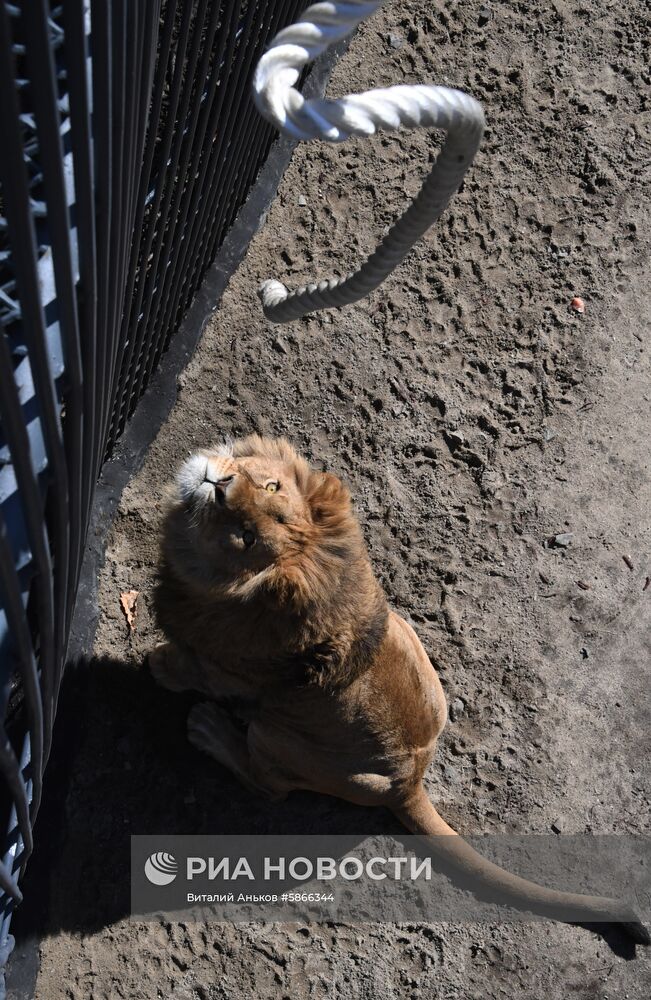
164 435 362 606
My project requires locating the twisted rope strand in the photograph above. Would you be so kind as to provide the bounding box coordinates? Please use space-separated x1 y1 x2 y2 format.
252 0 484 323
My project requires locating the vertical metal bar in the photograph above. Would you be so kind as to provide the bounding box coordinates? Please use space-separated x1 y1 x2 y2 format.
0 729 28 900
114 0 143 342
126 1 160 232
0 332 54 780
96 0 127 458
0 510 42 833
91 0 114 478
22 0 85 641
117 2 140 274
61 0 98 594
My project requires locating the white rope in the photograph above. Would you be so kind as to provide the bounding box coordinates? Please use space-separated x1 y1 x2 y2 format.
252 0 484 324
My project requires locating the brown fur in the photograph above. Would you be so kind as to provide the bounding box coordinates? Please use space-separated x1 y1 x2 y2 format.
151 435 648 944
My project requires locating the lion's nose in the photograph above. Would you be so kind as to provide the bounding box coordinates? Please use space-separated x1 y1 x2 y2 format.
204 473 234 487
204 471 235 505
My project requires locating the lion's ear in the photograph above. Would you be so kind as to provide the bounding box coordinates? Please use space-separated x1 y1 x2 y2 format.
306 471 350 524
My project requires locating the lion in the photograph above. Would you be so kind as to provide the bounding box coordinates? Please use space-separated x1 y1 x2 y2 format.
150 434 649 943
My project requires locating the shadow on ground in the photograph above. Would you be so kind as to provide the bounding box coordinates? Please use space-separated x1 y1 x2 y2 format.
10 657 644 961
12 655 394 940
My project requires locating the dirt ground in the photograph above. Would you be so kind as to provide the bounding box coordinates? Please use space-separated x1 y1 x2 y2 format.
17 0 651 996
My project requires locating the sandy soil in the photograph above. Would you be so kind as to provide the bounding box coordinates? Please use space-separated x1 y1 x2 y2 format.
18 0 651 996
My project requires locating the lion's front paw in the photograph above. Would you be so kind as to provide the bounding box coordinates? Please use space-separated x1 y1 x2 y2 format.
187 703 289 802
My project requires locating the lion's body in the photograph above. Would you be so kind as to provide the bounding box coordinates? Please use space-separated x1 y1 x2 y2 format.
150 434 648 943
153 604 445 805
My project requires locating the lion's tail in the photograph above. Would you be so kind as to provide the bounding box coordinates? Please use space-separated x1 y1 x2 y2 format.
393 787 649 944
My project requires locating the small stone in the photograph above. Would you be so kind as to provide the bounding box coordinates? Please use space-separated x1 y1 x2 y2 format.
478 8 492 26
551 817 565 834
445 429 465 450
545 532 574 548
442 602 461 635
271 337 288 355
449 698 466 722
388 31 404 49
580 647 589 659
297 194 307 207
570 296 586 314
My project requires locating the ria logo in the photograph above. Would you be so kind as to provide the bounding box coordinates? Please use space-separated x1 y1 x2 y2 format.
144 852 178 886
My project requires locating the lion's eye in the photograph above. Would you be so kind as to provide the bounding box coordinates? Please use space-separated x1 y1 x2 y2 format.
265 481 279 493
242 529 256 548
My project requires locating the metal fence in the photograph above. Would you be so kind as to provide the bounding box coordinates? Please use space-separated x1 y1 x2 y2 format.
0 0 305 980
